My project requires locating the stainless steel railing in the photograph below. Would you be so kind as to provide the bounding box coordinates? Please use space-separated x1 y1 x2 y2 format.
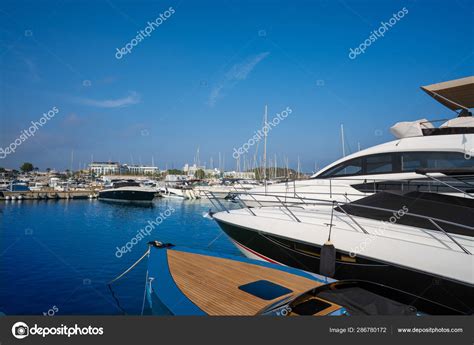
207 189 473 255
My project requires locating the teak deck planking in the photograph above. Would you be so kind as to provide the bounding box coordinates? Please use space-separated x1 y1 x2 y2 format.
167 250 324 315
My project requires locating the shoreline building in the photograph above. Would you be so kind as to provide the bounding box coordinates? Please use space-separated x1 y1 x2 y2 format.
89 162 159 176
183 163 220 178
89 162 123 175
223 171 256 179
123 165 160 175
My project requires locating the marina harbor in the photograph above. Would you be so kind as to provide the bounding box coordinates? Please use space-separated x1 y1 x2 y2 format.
1 2 473 343
2 76 473 317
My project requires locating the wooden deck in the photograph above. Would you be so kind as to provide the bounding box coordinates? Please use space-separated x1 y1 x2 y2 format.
167 250 323 315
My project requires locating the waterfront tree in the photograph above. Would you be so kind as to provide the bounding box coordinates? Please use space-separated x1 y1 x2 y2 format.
167 169 185 175
20 162 34 173
195 169 205 179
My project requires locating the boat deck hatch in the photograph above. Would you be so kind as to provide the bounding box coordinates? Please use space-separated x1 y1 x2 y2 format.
238 280 292 300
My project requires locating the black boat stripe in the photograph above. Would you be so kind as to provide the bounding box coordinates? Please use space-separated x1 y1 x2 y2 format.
215 217 473 287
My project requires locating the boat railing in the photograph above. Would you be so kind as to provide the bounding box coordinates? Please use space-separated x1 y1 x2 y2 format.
225 173 474 202
207 190 473 255
416 172 474 198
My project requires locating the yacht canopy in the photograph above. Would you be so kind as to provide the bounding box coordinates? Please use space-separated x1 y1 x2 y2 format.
421 76 474 111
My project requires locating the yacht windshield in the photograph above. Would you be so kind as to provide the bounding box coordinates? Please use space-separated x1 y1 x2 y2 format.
316 151 473 178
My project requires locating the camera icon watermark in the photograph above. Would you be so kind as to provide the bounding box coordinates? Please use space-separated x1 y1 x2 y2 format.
12 321 29 339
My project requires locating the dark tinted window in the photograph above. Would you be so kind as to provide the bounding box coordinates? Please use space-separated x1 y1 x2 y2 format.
366 154 393 174
401 152 472 172
316 151 472 178
319 158 363 177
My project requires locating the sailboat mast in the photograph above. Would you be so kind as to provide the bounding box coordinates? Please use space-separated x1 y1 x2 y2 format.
70 150 74 173
263 105 267 180
297 155 300 179
340 124 346 157
274 153 277 179
263 105 268 192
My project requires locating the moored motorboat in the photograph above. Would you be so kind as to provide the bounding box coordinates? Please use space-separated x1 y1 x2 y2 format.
140 242 463 315
238 76 474 207
98 180 157 204
212 187 474 314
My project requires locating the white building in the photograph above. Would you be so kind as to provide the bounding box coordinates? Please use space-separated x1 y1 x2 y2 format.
125 165 160 175
165 174 188 182
183 163 220 177
89 162 122 175
183 163 204 175
223 171 256 179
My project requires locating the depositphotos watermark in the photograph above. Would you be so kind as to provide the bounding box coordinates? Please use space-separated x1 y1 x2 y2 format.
11 321 103 339
42 305 59 316
115 6 175 59
115 206 175 258
0 106 60 159
233 106 293 159
349 7 408 60
350 205 408 257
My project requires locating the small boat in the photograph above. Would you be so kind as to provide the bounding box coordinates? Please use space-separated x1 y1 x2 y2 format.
142 242 463 316
98 180 157 204
159 186 186 199
159 186 199 199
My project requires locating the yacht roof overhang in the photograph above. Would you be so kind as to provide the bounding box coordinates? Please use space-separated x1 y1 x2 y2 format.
421 76 474 111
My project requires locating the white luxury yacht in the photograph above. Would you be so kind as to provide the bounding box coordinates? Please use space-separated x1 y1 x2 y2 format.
237 76 474 207
212 77 474 314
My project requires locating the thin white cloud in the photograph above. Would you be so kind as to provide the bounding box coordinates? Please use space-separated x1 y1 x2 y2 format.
11 48 41 82
208 52 270 106
22 57 40 82
74 91 141 108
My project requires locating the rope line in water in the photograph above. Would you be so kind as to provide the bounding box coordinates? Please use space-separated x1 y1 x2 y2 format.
108 248 151 285
140 269 149 316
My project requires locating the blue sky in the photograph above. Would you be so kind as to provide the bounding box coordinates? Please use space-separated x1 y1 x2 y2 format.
0 0 473 172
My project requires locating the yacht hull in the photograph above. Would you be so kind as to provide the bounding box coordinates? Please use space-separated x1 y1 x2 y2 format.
215 218 473 314
98 189 156 203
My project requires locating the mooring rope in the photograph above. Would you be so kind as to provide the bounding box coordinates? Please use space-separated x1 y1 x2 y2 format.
140 269 150 316
108 247 151 285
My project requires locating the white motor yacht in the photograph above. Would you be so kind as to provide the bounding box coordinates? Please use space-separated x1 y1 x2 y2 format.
238 76 474 207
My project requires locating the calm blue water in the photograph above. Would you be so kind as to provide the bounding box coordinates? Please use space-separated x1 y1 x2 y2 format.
0 199 241 315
